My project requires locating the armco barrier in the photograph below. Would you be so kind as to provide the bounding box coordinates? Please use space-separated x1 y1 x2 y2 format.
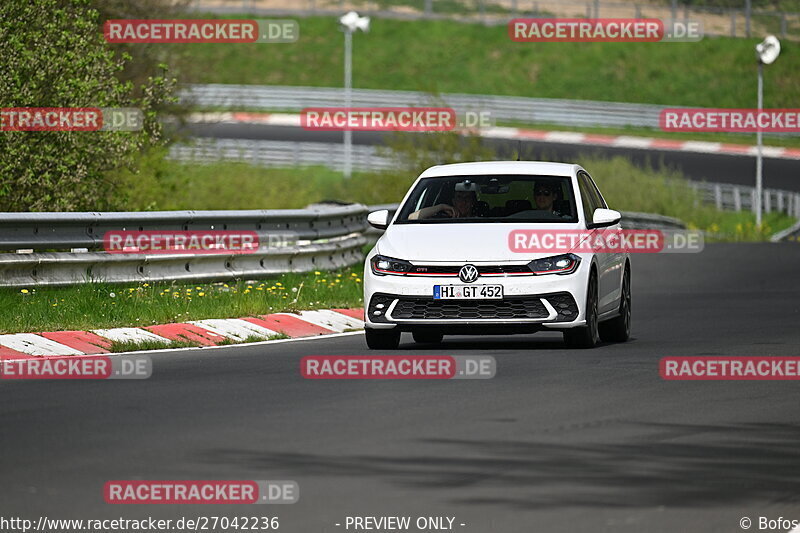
180 84 800 136
0 203 687 288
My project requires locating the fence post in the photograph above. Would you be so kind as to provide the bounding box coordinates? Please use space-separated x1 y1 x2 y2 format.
764 189 772 214
734 187 742 211
778 191 785 213
715 184 723 210
745 0 752 37
750 188 757 214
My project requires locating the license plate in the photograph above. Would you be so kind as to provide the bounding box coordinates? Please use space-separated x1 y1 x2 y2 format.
433 285 503 299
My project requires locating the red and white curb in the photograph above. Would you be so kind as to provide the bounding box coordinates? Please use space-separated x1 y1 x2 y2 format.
188 111 800 161
0 308 364 361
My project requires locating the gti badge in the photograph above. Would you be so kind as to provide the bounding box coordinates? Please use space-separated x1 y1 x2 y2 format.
458 264 479 283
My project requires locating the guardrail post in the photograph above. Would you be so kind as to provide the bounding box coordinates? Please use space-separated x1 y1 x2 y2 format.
764 189 772 214
750 188 757 214
778 191 785 213
733 187 742 212
745 0 752 37
714 184 722 210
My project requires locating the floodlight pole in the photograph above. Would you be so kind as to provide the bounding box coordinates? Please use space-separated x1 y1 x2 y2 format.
756 60 764 228
343 29 353 178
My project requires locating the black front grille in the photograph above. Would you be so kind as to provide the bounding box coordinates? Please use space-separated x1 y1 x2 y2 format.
368 292 579 322
391 297 549 320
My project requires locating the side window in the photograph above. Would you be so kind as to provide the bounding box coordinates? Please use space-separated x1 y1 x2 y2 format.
577 174 600 221
584 173 607 209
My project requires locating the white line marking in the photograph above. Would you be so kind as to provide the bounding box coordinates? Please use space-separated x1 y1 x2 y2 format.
0 334 83 356
93 328 170 344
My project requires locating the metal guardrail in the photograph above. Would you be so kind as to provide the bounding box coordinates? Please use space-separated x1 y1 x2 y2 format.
180 84 799 136
190 0 800 40
0 204 371 288
0 204 369 252
0 236 366 288
689 181 800 219
0 201 687 288
169 138 394 172
181 84 668 130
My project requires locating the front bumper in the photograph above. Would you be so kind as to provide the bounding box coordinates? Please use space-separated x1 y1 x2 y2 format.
364 263 589 331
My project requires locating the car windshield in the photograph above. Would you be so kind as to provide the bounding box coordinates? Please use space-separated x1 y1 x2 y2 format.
395 175 578 224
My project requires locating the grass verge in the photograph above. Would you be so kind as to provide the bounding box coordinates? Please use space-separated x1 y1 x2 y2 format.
2 268 364 334
107 333 290 354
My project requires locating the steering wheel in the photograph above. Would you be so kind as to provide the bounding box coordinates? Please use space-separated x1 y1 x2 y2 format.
431 207 454 219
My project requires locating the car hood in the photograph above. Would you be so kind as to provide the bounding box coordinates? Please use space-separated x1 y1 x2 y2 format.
377 222 585 262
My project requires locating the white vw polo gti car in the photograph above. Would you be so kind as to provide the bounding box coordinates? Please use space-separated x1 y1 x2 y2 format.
363 161 631 349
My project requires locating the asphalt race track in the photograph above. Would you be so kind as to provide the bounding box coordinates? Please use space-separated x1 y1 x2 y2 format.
2 244 800 532
184 123 800 193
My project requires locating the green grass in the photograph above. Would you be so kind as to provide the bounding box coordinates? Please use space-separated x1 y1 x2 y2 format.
118 152 796 239
172 15 800 108
2 269 364 334
106 333 290 354
108 338 202 353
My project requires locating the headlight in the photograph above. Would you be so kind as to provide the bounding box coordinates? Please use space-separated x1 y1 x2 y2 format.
528 253 580 275
370 255 413 276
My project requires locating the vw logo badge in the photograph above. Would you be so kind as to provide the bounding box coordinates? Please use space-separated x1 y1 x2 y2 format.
459 264 479 283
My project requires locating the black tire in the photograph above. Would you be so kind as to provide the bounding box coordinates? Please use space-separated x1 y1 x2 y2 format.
365 328 401 350
412 330 444 344
563 272 600 349
599 265 631 343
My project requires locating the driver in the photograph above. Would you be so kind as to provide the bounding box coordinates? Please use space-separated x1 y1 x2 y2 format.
533 181 569 217
408 189 477 220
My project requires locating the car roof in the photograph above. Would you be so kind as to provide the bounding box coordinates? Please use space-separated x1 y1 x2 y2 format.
418 161 581 178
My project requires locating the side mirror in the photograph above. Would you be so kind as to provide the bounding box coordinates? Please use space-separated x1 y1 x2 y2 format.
367 210 390 230
589 208 621 229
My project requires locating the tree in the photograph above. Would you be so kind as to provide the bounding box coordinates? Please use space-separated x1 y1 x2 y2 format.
0 0 176 211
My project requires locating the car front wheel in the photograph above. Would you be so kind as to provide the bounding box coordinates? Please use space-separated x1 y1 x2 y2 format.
563 272 600 349
599 265 631 343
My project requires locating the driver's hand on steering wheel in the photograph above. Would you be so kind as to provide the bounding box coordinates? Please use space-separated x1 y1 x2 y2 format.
435 204 456 217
